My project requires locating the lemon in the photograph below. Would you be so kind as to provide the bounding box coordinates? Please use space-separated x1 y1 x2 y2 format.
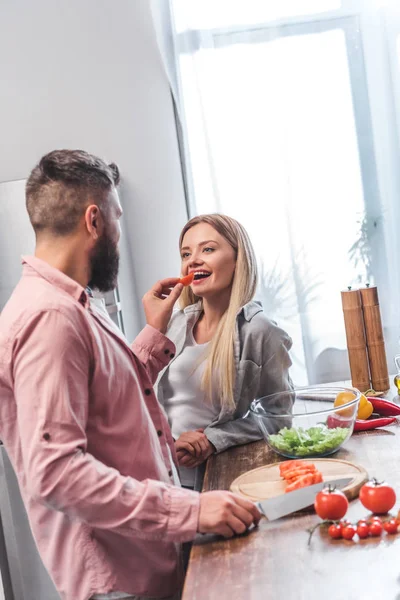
334 391 373 420
333 391 357 418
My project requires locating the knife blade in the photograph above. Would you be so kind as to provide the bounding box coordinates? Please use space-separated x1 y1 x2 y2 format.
256 477 353 521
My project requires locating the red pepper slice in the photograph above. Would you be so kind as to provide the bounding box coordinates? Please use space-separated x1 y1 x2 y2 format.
179 272 194 286
353 417 397 431
367 397 400 417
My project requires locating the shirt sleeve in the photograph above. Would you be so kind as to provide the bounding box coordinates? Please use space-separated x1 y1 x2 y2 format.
13 309 199 543
205 327 294 453
132 325 176 384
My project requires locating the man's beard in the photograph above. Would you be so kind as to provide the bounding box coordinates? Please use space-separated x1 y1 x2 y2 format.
88 230 120 293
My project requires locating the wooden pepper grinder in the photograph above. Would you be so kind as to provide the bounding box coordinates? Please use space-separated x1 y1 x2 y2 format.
341 287 371 392
359 285 390 392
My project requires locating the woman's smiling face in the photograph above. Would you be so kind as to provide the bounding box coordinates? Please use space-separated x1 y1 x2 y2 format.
180 222 237 299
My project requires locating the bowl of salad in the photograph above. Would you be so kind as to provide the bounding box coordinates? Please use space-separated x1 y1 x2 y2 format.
248 386 361 459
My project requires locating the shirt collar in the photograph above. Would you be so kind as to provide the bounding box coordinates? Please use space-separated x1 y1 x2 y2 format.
183 300 203 315
22 255 89 308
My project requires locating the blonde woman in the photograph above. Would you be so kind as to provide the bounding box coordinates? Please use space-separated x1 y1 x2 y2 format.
155 214 293 489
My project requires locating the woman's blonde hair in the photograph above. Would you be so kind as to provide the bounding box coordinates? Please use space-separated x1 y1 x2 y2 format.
179 214 258 410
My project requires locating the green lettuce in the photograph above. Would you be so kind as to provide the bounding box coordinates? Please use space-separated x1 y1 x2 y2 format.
268 425 350 457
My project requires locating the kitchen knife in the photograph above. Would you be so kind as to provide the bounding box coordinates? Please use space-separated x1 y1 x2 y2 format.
255 477 352 521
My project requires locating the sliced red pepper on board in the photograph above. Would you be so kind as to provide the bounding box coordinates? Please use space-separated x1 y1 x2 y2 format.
280 460 323 493
285 473 315 493
283 467 317 480
353 417 397 431
279 460 308 474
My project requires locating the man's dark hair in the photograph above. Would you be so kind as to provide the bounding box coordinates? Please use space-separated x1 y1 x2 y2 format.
26 149 120 236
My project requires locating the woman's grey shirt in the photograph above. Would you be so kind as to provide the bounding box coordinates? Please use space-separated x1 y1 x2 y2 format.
155 301 293 454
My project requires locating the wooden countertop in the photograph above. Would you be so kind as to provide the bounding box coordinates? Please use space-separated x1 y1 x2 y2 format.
183 387 400 600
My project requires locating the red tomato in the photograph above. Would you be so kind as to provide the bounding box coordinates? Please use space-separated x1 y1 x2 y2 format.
328 524 342 539
359 479 396 514
357 519 368 527
383 519 398 534
314 487 349 521
357 523 369 539
368 521 383 537
342 525 356 540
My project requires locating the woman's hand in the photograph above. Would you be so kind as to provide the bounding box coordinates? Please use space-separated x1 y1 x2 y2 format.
176 450 209 468
175 429 215 467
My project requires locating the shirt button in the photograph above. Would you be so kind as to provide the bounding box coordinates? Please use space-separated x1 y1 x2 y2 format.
144 389 151 396
79 291 87 306
164 349 170 355
168 470 173 477
169 353 175 359
43 433 51 441
157 430 163 437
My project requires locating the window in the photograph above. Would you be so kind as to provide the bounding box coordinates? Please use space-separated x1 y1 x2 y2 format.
167 0 400 385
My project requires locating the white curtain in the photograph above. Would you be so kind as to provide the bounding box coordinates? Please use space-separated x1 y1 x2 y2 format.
151 0 400 386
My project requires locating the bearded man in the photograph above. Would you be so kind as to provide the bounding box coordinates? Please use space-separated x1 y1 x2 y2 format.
0 149 260 600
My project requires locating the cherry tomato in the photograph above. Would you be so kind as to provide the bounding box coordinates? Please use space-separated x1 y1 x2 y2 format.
357 519 368 527
383 519 398 534
339 519 351 531
359 479 396 514
328 524 342 539
368 521 383 537
314 487 349 521
371 516 382 523
342 525 356 540
357 523 369 539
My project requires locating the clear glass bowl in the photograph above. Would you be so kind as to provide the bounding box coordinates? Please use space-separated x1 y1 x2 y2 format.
248 386 361 459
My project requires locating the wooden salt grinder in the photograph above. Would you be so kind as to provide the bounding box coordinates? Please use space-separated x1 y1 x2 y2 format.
341 288 371 392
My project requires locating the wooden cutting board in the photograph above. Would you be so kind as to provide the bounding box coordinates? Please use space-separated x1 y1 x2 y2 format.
230 458 368 502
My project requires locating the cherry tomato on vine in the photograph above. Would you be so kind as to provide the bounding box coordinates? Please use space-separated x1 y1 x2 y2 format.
359 479 396 514
370 516 382 523
342 525 356 540
314 487 349 521
356 523 369 539
368 521 383 537
328 524 342 539
383 519 398 534
339 519 351 531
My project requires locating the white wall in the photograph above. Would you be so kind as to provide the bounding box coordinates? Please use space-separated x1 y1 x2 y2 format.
0 180 35 310
0 0 188 340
